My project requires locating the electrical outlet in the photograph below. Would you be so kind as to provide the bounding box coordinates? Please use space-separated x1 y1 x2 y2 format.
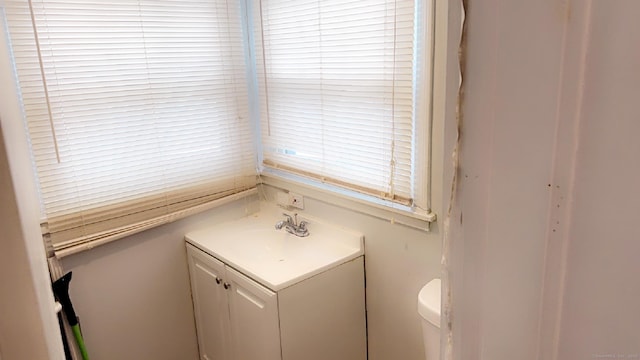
288 192 304 209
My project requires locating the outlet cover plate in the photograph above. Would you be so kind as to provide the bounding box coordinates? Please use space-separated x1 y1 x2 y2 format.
288 192 304 209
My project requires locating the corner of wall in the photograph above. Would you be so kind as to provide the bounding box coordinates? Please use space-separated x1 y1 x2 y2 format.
0 20 64 360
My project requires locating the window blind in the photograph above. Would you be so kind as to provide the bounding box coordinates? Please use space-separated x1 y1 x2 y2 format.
4 0 256 255
254 0 420 205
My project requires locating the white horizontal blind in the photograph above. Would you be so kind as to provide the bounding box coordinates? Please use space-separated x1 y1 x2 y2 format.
4 0 256 252
254 0 417 204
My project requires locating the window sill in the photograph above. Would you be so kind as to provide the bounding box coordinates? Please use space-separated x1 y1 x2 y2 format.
52 188 259 258
259 169 436 232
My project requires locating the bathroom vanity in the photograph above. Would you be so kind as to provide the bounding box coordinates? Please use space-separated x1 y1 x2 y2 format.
185 207 367 360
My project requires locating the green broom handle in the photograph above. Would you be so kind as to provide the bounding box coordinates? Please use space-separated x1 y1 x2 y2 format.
71 324 90 360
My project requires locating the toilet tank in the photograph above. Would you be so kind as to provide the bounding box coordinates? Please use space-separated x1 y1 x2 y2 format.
418 279 441 360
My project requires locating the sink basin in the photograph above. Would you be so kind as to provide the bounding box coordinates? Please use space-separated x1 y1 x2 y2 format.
185 204 363 291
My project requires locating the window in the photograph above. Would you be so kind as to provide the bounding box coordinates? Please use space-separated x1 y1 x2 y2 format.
3 0 434 256
4 0 256 256
253 0 432 213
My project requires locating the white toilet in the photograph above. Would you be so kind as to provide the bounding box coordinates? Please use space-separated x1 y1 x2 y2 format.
418 278 441 359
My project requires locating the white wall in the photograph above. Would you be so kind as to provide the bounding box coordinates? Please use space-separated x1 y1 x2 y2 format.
451 1 567 359
453 1 640 360
556 1 640 358
0 17 65 360
0 127 51 360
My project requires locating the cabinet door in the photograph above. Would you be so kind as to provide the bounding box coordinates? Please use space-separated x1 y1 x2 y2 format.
226 266 281 360
186 244 231 360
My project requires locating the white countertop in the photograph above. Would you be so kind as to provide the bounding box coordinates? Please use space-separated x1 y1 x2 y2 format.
185 204 363 291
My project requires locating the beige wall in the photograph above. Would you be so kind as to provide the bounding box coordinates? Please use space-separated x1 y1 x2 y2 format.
557 1 640 358
0 127 50 360
452 1 567 359
1 16 65 359
453 1 640 359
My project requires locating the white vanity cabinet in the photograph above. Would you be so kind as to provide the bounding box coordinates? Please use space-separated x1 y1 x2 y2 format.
186 242 367 360
186 245 230 360
187 244 281 360
226 266 281 360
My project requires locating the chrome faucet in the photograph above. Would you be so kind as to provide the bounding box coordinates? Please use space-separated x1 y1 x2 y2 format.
275 213 309 237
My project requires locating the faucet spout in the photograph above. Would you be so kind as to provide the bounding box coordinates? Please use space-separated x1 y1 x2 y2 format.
275 213 309 237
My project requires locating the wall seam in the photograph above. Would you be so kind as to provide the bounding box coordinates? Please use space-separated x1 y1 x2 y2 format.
550 2 592 359
536 1 593 359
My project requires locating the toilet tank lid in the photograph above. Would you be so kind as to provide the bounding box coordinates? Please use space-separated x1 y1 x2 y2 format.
418 278 441 328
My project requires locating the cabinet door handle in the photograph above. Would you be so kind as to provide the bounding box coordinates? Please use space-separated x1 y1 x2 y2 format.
223 282 231 290
215 278 222 285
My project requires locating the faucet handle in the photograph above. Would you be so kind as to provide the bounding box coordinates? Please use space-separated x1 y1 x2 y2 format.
282 213 293 223
296 221 309 237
